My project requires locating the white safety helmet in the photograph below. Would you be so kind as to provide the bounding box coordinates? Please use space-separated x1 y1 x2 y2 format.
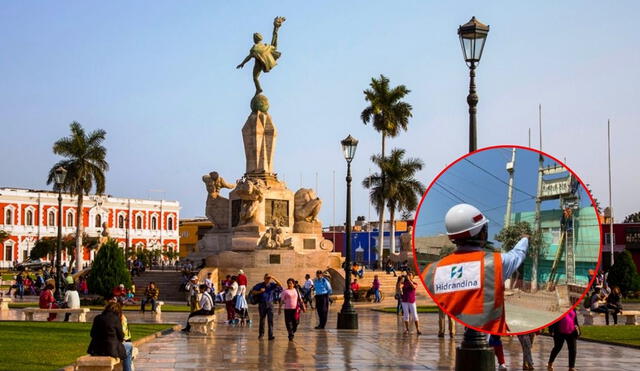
444 203 489 240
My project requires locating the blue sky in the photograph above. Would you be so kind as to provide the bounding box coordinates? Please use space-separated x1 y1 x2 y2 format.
0 2 638 224
414 147 593 240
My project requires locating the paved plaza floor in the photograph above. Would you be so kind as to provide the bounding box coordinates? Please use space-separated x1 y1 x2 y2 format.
132 307 640 370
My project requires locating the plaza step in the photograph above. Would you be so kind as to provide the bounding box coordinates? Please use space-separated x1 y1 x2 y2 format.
355 271 428 298
132 271 185 302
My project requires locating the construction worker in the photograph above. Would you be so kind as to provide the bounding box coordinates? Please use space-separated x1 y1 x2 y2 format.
422 203 529 333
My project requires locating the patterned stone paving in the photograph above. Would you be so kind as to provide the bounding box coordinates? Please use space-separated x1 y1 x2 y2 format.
133 309 640 370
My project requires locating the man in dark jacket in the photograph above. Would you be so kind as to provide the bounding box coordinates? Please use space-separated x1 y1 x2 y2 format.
88 301 133 371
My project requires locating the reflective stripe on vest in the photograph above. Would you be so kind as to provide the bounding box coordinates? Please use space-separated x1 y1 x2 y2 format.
424 251 504 330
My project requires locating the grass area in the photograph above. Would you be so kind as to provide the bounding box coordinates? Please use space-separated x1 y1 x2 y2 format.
373 305 440 314
9 302 193 312
2 274 15 281
622 298 640 304
580 325 640 347
0 321 173 371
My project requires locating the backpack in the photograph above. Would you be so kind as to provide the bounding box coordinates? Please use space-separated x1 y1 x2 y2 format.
248 284 261 305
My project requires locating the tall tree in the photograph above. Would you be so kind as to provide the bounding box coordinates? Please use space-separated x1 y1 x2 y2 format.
624 212 640 223
47 122 108 272
364 149 424 257
361 75 412 265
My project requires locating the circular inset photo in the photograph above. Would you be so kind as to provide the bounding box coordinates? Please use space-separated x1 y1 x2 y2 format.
412 145 602 335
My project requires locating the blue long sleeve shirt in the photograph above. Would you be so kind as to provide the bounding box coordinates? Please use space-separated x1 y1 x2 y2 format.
313 277 332 295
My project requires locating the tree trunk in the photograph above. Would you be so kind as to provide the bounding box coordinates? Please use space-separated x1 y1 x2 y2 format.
75 193 84 272
377 133 386 267
389 206 396 256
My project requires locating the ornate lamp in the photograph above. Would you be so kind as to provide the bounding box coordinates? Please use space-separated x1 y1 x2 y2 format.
54 166 67 186
458 17 489 153
341 135 359 163
458 17 490 66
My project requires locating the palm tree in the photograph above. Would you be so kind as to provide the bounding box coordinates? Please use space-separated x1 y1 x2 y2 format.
47 122 108 272
364 149 424 255
361 75 412 265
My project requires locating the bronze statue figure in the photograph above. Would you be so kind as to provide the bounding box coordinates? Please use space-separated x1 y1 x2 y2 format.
237 16 286 96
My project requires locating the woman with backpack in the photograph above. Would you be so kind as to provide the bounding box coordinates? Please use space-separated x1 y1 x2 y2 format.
279 278 306 341
547 308 580 371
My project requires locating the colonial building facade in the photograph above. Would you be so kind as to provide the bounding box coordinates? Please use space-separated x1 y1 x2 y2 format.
0 188 180 268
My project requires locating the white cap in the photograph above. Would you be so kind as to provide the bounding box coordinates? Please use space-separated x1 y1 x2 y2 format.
238 269 244 274
191 276 198 281
444 203 488 240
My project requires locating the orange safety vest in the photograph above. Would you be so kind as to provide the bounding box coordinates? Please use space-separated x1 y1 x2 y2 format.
422 250 507 333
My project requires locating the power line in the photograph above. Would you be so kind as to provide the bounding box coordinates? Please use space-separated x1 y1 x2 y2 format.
463 158 536 198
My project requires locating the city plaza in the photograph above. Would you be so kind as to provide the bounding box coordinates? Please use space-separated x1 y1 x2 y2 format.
1 3 640 371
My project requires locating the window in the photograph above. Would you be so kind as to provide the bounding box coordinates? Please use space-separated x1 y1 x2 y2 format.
48 210 56 226
95 214 102 228
136 215 142 229
67 212 74 227
167 217 174 231
4 209 12 225
4 241 13 262
25 210 33 226
151 216 158 230
118 215 125 229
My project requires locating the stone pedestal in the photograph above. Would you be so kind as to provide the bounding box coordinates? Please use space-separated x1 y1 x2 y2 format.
294 220 322 234
0 296 11 311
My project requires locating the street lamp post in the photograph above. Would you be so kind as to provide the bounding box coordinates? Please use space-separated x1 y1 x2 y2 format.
337 134 359 329
458 16 489 153
53 166 67 301
456 17 494 371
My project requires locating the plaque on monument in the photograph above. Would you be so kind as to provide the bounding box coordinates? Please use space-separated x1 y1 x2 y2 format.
265 199 289 227
303 238 316 250
269 254 281 264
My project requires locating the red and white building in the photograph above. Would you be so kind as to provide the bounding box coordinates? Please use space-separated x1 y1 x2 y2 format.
0 188 180 268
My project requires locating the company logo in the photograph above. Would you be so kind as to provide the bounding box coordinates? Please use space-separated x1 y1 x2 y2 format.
450 266 463 279
433 261 481 294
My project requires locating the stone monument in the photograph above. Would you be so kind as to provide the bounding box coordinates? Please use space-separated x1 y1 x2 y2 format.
193 17 343 289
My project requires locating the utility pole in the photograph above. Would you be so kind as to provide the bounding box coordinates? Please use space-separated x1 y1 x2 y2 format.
608 119 614 266
532 104 543 292
504 148 516 228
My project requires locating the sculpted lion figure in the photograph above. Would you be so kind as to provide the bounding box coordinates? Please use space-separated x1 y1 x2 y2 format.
294 188 322 222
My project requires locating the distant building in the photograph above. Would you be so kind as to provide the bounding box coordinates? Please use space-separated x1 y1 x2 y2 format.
178 218 213 258
514 207 600 286
0 187 179 268
601 222 640 273
322 220 412 265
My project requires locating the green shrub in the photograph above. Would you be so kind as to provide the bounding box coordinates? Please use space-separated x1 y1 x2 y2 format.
87 239 131 298
607 250 640 296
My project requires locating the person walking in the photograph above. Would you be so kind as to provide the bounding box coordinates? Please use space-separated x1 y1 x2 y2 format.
312 270 332 329
518 332 537 370
186 276 200 312
181 285 214 332
372 275 381 303
401 272 421 335
140 282 160 313
225 276 239 324
547 309 579 371
88 302 134 371
204 272 216 296
63 284 81 322
279 278 306 341
394 276 404 316
15 272 24 300
302 273 314 310
490 335 507 370
250 273 282 340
